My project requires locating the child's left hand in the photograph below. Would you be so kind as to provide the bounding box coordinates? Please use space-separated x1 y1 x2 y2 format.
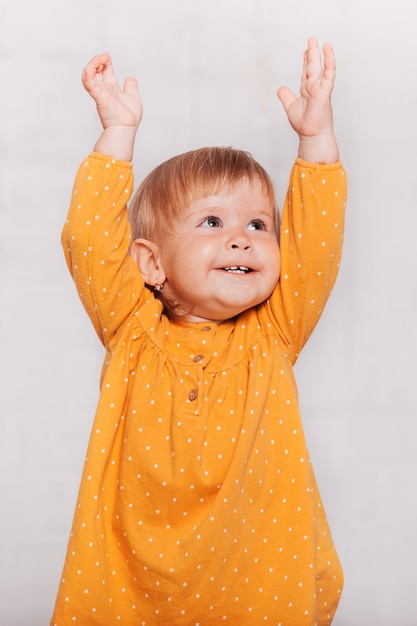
277 37 339 163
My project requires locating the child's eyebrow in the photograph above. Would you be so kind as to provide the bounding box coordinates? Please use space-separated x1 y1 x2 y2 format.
185 203 275 216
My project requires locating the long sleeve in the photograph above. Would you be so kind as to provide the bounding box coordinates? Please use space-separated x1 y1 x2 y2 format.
61 153 143 349
267 158 347 362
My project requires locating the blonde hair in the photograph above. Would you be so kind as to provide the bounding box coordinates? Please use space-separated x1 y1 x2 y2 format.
129 146 279 243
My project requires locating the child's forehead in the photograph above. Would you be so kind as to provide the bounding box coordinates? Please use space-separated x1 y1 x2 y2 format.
186 174 271 204
181 179 275 222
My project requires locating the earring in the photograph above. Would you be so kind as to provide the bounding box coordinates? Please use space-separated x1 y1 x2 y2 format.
154 283 163 293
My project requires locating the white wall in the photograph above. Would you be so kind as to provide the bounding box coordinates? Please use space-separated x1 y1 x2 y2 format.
1 1 416 624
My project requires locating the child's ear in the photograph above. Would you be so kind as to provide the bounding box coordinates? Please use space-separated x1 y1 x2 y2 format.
130 238 166 286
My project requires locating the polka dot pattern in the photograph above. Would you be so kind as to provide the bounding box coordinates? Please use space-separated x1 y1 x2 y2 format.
52 153 347 625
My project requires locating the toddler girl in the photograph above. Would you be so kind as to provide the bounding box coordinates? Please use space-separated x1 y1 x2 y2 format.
52 37 347 625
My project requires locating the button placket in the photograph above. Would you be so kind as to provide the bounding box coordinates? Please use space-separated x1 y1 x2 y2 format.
183 323 216 413
186 354 205 414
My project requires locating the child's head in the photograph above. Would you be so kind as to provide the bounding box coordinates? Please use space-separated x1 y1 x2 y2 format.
129 147 281 322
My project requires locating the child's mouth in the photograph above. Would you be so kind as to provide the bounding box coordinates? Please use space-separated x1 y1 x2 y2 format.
222 266 253 274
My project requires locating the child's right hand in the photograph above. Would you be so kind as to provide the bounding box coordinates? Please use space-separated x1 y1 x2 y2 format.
82 53 142 161
83 53 142 130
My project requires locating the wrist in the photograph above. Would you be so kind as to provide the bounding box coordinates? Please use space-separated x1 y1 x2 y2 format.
297 132 339 164
93 125 138 162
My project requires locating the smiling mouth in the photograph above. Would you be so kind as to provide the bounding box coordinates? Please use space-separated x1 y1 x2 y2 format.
222 266 253 274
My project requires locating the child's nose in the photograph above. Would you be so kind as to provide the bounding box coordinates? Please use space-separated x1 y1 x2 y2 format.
228 231 252 250
230 240 251 250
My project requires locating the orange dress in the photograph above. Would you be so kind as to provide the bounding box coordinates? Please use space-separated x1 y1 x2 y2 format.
51 153 347 625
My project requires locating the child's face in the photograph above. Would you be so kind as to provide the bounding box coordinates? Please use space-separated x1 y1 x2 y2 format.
158 176 281 323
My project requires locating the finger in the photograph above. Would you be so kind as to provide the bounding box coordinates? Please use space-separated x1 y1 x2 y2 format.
322 42 336 84
100 57 119 85
82 53 116 91
301 48 308 82
307 36 319 50
123 76 140 97
305 37 322 79
276 86 297 113
83 53 111 79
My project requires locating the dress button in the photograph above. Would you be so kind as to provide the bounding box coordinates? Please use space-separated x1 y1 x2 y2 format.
188 389 198 401
193 354 204 363
201 326 211 332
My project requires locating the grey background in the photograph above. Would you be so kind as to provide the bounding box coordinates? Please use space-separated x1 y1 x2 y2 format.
1 0 416 624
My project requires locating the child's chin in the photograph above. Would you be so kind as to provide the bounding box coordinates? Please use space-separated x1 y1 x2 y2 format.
214 302 256 320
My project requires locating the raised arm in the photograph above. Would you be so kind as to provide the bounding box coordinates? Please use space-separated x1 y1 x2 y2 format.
82 53 143 161
277 37 339 164
62 55 145 348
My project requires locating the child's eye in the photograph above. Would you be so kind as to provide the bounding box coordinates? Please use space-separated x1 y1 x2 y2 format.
248 219 267 231
200 216 222 228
